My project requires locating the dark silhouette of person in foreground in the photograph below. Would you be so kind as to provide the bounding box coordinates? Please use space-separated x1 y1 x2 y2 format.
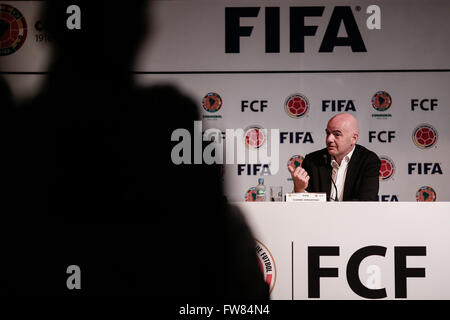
2 0 269 299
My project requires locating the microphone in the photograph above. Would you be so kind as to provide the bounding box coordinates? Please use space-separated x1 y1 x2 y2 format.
323 154 339 202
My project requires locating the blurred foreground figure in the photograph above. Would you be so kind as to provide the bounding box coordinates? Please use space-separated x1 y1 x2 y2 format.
3 0 269 299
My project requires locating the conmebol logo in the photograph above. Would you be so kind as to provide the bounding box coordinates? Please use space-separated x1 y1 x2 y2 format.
416 186 436 202
371 91 392 111
244 187 257 202
201 92 222 113
287 155 304 170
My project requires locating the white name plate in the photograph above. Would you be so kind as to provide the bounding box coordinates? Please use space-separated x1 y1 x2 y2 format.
285 192 327 202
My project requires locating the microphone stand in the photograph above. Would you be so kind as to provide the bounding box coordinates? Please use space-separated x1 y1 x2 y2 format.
323 154 339 202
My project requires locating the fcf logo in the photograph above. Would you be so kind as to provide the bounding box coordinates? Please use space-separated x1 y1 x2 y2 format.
244 126 266 149
255 240 276 293
379 156 395 181
0 4 27 56
412 124 438 149
284 94 309 118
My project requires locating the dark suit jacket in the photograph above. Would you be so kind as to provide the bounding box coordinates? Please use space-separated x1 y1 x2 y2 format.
302 144 381 201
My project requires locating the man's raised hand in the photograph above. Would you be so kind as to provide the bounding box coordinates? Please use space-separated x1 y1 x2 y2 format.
288 164 309 193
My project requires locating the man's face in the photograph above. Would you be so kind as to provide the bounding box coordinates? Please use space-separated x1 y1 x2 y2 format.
325 117 357 159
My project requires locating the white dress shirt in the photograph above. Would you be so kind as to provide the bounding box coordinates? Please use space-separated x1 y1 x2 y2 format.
330 146 355 201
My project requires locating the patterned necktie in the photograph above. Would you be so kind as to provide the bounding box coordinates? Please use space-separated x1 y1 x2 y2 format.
331 162 339 201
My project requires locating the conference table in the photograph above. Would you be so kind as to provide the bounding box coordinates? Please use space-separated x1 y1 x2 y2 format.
235 202 450 300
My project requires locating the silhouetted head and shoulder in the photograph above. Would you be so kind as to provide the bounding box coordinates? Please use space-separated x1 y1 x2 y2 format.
4 0 269 300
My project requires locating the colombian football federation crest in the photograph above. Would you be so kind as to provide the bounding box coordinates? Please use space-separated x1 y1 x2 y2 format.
244 126 266 149
412 124 438 149
255 240 276 293
416 186 436 202
379 156 395 181
284 94 309 118
0 4 28 56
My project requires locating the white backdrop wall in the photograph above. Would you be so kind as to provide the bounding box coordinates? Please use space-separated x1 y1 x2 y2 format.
2 0 450 202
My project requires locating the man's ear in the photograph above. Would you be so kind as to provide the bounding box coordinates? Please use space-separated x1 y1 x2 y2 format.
352 133 359 144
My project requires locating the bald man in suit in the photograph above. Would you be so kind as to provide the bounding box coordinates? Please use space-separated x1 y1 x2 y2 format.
289 113 380 201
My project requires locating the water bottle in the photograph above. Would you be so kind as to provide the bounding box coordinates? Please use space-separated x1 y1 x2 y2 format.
255 178 266 202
